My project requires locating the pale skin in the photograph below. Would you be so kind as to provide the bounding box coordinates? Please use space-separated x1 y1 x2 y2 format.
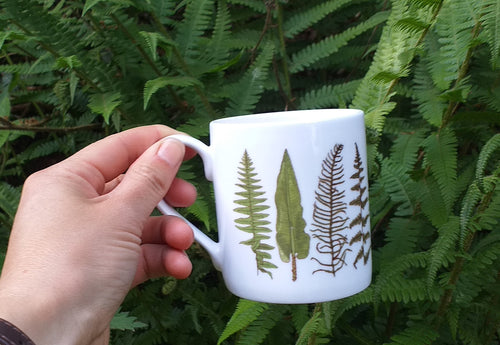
0 125 197 345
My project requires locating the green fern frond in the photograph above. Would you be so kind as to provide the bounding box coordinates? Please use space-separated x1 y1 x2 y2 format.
456 236 500 305
298 80 361 110
226 0 266 13
379 217 427 262
225 42 274 116
290 304 310 332
380 277 440 303
143 76 201 110
433 0 475 85
0 182 21 221
479 0 500 68
326 287 374 327
351 1 437 133
420 176 450 228
16 138 69 162
139 31 174 61
363 101 397 134
385 324 439 345
0 61 56 74
290 11 389 74
88 92 122 124
185 197 212 232
427 216 460 290
379 159 418 217
475 186 500 231
295 310 321 345
389 130 426 171
460 181 481 234
226 29 262 50
476 133 500 182
284 0 352 38
203 1 232 69
236 305 286 345
217 299 269 345
176 0 214 59
82 0 133 16
423 128 458 211
408 0 443 10
412 59 447 126
375 252 428 297
175 114 212 138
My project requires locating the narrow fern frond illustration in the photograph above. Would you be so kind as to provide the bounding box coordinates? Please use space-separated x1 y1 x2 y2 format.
349 143 371 268
311 144 351 276
275 149 310 281
234 150 277 278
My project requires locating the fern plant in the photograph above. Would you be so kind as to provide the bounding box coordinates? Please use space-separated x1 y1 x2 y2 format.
1 0 499 344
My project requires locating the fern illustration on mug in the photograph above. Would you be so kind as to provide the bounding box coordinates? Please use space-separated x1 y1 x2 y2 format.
275 150 310 282
234 150 277 278
311 144 351 276
349 143 371 268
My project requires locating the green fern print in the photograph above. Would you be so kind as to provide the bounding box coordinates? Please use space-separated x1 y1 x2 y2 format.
311 144 351 276
234 150 277 278
275 149 310 282
349 143 370 268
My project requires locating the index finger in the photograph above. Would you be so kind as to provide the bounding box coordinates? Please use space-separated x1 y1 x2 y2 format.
61 125 190 194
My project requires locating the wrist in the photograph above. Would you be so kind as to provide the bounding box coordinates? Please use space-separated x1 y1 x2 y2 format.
0 318 35 345
0 283 94 345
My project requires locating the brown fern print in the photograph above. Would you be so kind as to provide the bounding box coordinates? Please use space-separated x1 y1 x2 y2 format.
311 144 351 276
349 143 370 268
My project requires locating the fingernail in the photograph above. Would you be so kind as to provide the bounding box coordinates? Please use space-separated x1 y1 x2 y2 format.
157 138 184 166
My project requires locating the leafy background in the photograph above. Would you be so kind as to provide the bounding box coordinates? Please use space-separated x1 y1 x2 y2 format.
0 0 499 344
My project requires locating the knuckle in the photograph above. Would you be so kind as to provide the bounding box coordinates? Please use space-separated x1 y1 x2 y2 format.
132 163 171 193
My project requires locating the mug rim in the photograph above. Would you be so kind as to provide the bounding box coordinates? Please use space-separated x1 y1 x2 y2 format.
211 108 363 127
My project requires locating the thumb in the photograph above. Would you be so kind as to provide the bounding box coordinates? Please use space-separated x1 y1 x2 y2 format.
112 137 185 217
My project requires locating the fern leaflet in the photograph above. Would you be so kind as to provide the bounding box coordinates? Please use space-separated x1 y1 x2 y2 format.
217 299 269 345
284 0 352 38
476 133 500 183
225 42 274 116
480 0 500 67
426 216 460 290
290 11 390 73
423 128 458 211
175 0 214 60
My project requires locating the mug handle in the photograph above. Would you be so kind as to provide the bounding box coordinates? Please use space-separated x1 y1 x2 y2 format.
156 134 223 270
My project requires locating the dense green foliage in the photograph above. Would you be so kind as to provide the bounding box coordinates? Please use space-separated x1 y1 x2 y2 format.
1 0 499 344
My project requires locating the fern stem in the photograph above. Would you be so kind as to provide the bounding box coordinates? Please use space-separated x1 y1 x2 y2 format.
249 1 274 65
384 302 398 339
441 20 482 127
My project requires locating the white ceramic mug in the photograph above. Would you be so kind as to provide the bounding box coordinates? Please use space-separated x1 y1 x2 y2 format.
158 109 372 304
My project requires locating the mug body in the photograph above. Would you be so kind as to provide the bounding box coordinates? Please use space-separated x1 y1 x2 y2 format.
209 109 371 303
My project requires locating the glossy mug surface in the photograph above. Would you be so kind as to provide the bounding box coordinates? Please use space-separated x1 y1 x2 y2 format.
158 109 372 304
